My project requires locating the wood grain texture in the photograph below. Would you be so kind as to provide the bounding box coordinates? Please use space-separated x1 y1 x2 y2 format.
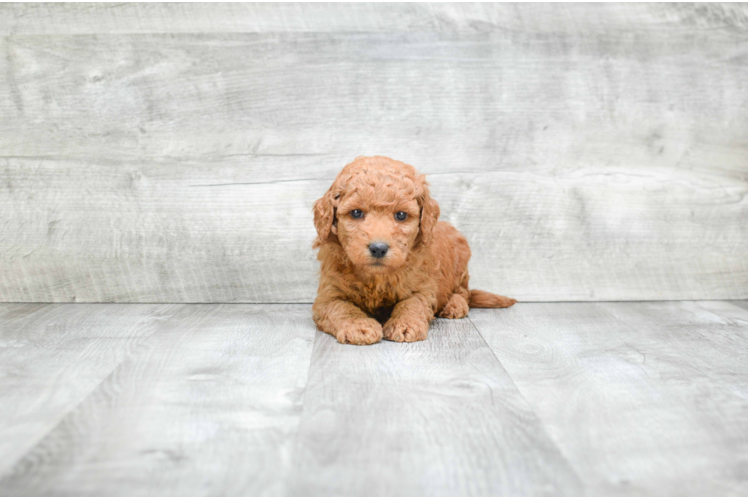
2 3 747 35
1 158 746 302
1 4 747 303
0 157 324 303
469 302 748 495
1 302 747 495
0 303 178 476
0 304 316 495
3 30 747 165
291 318 582 496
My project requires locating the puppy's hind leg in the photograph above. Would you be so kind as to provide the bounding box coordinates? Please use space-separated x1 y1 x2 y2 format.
439 292 469 319
439 272 470 319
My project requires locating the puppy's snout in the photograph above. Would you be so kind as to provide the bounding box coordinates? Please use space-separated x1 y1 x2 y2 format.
368 242 389 259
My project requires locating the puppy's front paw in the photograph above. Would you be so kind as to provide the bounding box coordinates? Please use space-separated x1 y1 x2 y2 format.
383 317 429 343
335 318 383 345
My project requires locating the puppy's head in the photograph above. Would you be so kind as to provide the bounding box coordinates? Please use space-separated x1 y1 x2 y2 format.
313 156 439 274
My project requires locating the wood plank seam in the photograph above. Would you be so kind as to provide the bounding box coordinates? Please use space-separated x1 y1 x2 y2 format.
0 305 189 483
466 313 587 489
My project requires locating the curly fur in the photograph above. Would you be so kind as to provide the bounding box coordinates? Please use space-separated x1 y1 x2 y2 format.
312 156 515 345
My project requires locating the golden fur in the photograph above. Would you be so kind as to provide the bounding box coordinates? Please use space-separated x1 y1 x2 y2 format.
312 156 515 345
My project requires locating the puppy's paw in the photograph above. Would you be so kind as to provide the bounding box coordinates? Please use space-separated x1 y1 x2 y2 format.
335 318 383 345
439 294 469 319
383 317 429 343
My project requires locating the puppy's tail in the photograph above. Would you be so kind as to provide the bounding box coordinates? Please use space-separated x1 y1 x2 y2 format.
468 289 517 309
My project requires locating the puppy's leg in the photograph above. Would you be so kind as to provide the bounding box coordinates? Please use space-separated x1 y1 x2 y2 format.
383 293 433 343
313 299 383 345
439 272 470 319
439 293 469 319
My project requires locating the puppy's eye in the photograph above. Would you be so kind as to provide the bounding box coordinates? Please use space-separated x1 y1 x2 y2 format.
395 211 408 221
350 209 364 219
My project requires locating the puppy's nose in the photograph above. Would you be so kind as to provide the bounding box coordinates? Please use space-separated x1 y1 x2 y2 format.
368 242 389 259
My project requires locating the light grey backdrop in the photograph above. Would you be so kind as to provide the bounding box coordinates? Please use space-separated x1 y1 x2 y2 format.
1 3 747 303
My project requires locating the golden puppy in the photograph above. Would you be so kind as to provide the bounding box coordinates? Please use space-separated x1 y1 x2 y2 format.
312 156 515 345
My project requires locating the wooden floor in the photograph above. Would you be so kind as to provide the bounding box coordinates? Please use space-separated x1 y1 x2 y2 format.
0 301 746 496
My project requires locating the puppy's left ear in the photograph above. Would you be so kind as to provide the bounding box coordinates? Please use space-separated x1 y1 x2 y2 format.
417 182 440 247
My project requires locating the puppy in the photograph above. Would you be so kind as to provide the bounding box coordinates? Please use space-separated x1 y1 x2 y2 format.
312 156 515 345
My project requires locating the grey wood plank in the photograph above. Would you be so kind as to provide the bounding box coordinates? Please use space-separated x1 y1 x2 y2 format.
0 157 324 303
1 17 747 303
1 157 746 303
470 302 748 495
291 318 582 496
0 304 316 496
1 3 746 35
3 32 747 166
0 303 179 476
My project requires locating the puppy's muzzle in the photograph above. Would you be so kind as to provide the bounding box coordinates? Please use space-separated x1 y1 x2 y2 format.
368 241 389 259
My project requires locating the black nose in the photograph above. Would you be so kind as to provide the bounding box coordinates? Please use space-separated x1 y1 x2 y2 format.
368 242 389 259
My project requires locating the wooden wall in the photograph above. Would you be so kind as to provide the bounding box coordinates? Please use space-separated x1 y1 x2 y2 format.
1 3 747 303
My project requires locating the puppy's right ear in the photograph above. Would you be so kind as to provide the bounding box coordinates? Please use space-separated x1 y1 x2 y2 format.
312 188 338 246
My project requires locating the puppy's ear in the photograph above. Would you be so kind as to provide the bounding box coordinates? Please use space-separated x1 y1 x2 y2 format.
312 187 339 246
417 181 440 247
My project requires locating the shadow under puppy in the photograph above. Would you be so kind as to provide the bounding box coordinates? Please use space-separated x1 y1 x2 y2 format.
312 156 515 345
